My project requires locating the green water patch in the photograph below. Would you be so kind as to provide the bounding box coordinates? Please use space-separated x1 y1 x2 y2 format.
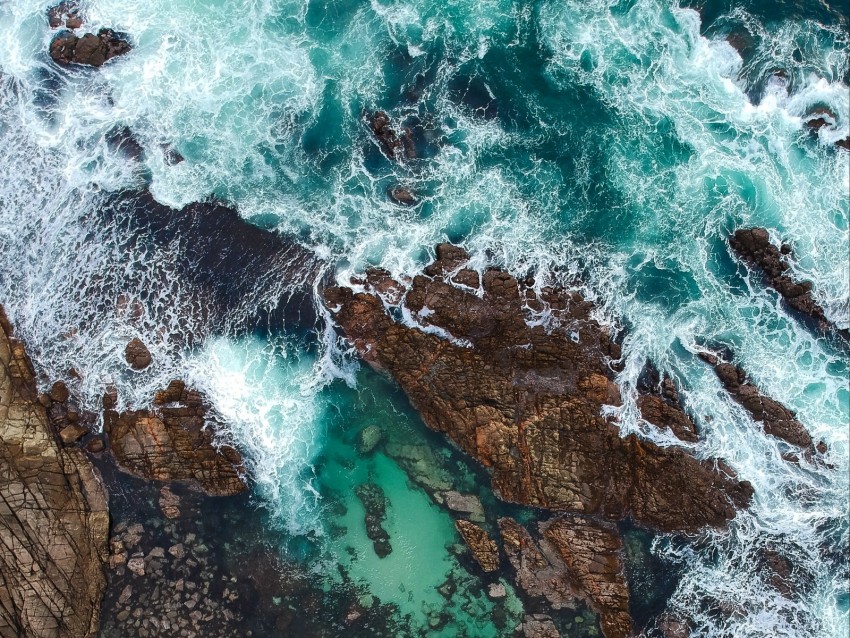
314 370 527 637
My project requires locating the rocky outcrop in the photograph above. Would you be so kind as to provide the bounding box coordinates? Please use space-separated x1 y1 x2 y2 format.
103 380 246 496
454 520 499 573
47 2 82 29
699 353 815 451
324 245 752 533
730 228 848 343
354 483 392 558
636 364 699 443
521 615 561 638
124 338 152 370
542 517 631 638
49 29 131 67
0 306 109 638
499 516 631 638
388 186 417 206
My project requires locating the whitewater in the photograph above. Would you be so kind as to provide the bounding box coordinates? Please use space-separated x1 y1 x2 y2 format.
0 0 847 636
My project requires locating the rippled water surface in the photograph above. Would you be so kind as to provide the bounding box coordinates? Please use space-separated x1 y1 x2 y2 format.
0 0 847 635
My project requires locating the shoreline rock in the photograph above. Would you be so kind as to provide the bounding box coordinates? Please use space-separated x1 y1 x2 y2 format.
324 245 752 534
50 29 131 68
455 520 499 573
0 305 109 638
104 380 246 496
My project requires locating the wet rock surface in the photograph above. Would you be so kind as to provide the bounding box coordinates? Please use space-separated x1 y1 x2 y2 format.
325 244 751 533
325 244 756 637
104 380 246 496
636 363 699 443
368 111 415 161
730 227 849 344
699 352 815 451
0 305 109 638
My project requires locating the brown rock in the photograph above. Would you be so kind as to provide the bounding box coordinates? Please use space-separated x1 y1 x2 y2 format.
124 337 152 370
49 28 131 67
730 228 848 343
58 423 89 445
158 485 181 519
50 379 70 403
368 111 414 161
699 354 813 449
522 615 561 638
103 380 246 495
388 185 417 206
324 246 752 533
542 516 632 638
455 520 499 572
85 436 105 454
636 367 698 442
0 305 109 637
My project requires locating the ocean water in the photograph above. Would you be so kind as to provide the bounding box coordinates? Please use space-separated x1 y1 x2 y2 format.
0 0 847 636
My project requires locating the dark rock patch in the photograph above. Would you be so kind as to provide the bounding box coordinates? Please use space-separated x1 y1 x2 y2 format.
125 337 152 370
50 28 131 67
354 483 392 558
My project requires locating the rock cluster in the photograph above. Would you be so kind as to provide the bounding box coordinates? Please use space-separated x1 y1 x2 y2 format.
104 380 246 496
636 364 699 443
730 228 848 344
0 306 109 638
325 244 754 637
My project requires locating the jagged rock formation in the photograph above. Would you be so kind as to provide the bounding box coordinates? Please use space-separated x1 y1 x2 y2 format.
0 306 109 638
325 245 751 533
730 228 849 343
699 353 816 451
499 516 630 638
368 111 415 160
324 244 754 637
454 520 499 573
103 380 246 496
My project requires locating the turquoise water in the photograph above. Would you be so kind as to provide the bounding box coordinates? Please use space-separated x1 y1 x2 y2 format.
0 0 847 635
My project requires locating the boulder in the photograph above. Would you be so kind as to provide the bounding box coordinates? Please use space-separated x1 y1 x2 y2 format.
0 305 109 637
455 520 499 572
50 28 131 67
388 186 417 206
124 337 152 370
368 111 415 161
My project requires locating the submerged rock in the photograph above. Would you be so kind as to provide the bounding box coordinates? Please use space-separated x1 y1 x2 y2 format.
0 305 109 637
455 520 499 573
357 424 383 455
324 244 752 533
368 111 415 161
50 28 131 67
354 483 392 558
388 185 417 206
104 380 246 495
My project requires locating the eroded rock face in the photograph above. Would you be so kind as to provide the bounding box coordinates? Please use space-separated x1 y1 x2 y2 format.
699 353 814 450
49 29 131 67
103 380 246 496
730 228 848 344
455 520 499 573
0 306 109 638
324 245 752 533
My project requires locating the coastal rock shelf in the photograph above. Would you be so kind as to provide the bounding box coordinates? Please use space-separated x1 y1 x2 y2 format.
325 244 756 637
0 306 109 638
